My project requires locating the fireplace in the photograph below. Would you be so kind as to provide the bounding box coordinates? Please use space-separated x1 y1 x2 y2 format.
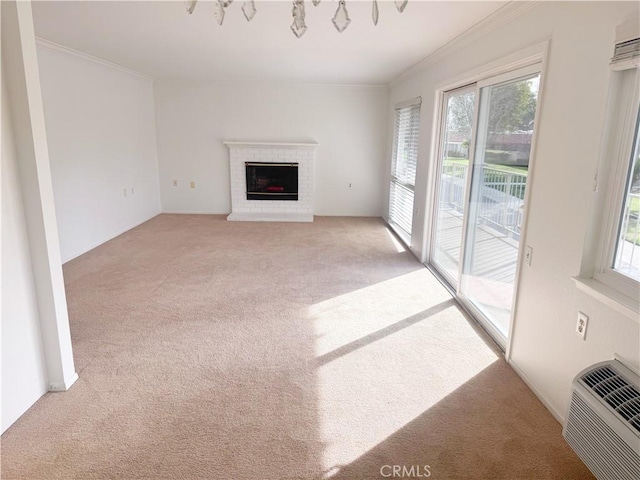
225 141 317 222
245 162 298 201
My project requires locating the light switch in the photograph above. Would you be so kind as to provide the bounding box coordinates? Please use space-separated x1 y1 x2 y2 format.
524 246 533 266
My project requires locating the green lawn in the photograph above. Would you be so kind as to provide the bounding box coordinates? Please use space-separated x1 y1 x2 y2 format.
443 158 528 199
629 194 639 215
625 194 640 245
444 157 528 175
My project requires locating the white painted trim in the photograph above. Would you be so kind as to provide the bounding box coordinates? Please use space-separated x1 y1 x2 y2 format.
159 78 388 89
422 42 549 358
35 37 152 81
477 62 542 89
62 213 160 264
594 68 639 293
161 211 224 215
33 38 390 89
48 372 78 392
433 40 549 93
223 141 318 149
610 57 640 71
508 359 564 424
227 212 313 223
505 44 550 361
573 277 639 322
389 1 542 87
5 0 78 398
394 97 422 109
421 85 461 266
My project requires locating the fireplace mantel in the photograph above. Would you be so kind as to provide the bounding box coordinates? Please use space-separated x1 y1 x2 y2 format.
224 141 318 222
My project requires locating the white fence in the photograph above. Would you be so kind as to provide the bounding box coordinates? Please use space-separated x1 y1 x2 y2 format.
441 164 640 278
618 192 639 279
440 162 527 240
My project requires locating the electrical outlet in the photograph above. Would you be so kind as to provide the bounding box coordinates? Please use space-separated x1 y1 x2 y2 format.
190 181 195 189
524 245 533 266
576 312 589 340
172 180 178 187
131 188 135 195
123 188 128 197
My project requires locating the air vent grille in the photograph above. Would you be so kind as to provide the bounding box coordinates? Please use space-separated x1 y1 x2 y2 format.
581 366 640 435
612 37 640 64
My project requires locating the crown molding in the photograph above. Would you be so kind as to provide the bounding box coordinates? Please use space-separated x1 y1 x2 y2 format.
389 1 542 88
34 37 386 88
35 37 153 81
155 77 388 89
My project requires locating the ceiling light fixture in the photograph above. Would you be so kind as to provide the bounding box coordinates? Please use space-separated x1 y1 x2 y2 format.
184 0 409 38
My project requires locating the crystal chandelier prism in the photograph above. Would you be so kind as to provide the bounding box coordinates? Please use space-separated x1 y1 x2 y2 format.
332 1 351 33
184 0 409 38
242 0 257 21
290 0 308 38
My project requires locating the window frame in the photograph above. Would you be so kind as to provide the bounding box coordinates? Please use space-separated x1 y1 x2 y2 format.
594 65 640 302
388 97 422 243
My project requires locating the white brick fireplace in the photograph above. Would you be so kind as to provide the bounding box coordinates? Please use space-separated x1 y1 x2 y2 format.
224 141 317 222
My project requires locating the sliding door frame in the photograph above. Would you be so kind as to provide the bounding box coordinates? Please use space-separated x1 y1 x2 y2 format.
429 84 479 289
422 41 550 358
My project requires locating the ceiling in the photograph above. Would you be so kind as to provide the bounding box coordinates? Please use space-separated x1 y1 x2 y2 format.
31 1 508 85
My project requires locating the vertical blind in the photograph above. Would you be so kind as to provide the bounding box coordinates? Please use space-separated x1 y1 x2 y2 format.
389 99 421 239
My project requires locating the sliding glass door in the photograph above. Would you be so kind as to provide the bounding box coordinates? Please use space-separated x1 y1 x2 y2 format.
430 66 541 347
432 86 476 286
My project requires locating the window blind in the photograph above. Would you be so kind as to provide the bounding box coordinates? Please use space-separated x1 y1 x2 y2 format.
389 100 421 239
611 37 640 71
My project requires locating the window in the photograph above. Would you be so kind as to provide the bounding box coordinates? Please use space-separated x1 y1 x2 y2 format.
593 33 640 303
612 108 639 281
389 98 421 242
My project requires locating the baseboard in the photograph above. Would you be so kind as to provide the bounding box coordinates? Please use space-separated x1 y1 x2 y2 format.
508 359 565 424
48 372 79 392
62 212 160 264
160 210 223 215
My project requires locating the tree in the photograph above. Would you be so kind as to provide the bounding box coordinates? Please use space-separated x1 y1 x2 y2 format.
447 92 474 138
446 80 538 137
487 81 537 136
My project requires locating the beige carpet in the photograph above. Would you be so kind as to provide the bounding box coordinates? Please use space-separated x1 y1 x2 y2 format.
1 215 592 480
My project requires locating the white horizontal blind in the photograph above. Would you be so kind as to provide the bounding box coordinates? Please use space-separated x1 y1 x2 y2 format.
389 100 421 239
611 37 640 66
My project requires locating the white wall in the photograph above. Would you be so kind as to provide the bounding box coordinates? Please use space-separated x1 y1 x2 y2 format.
387 1 640 421
37 44 161 263
154 82 388 216
1 63 48 433
2 0 78 432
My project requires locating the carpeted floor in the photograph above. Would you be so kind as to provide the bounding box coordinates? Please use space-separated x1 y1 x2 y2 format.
1 215 593 480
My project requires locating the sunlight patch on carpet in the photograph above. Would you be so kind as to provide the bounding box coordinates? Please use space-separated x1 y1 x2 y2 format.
309 269 500 471
385 228 407 253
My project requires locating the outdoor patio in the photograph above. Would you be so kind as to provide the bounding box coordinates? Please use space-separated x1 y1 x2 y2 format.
433 209 518 335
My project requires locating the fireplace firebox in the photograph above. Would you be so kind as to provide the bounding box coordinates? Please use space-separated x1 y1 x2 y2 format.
245 162 298 201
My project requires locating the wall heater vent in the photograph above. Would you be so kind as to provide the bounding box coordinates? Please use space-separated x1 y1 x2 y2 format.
564 360 640 480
